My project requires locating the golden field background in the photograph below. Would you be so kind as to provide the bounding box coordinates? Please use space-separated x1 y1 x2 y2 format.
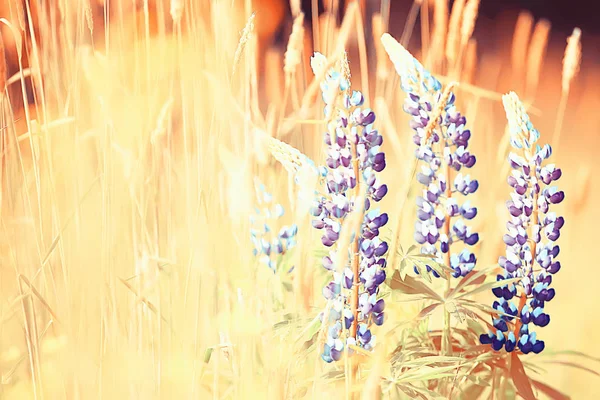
0 0 598 398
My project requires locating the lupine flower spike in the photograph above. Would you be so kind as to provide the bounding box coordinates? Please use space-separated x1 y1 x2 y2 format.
310 52 389 363
250 178 298 273
480 92 564 354
382 33 479 279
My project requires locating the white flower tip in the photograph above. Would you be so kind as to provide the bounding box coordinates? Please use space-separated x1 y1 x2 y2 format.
380 33 415 77
310 52 327 76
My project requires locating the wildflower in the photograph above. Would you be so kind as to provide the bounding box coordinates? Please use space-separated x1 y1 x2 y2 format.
250 179 298 272
480 92 564 354
310 52 388 362
384 33 479 278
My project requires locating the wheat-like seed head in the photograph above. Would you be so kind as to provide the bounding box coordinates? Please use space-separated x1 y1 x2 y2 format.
525 19 551 100
462 39 477 84
284 13 305 76
511 11 534 78
84 0 94 37
424 81 458 140
319 12 336 54
0 34 6 93
341 51 351 93
170 0 184 24
371 13 388 80
460 0 480 48
289 0 301 17
150 99 174 145
445 0 466 65
431 0 449 68
562 27 582 95
232 13 256 76
265 136 316 178
334 1 359 55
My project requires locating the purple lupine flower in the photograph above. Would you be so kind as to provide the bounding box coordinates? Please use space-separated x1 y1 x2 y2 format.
310 53 388 363
399 69 479 279
480 92 565 354
250 179 298 272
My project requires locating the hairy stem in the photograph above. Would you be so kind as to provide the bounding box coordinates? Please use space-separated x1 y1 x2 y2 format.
349 130 361 387
442 146 453 356
514 165 539 337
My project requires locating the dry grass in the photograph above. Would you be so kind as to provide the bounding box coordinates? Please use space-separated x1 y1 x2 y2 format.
0 0 598 399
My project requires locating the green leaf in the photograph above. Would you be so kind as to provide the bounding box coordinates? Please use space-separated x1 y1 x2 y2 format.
415 303 442 320
544 361 600 377
543 350 600 364
203 348 214 364
281 281 293 292
397 364 463 383
453 277 521 300
461 383 488 400
293 316 322 349
388 270 443 301
406 384 446 400
510 352 536 400
449 265 499 298
401 355 465 368
466 316 485 335
531 379 570 400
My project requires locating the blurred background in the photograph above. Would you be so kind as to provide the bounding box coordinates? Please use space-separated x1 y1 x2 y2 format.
0 0 598 398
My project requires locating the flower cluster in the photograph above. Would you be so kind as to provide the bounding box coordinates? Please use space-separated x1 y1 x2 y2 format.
480 92 565 354
250 179 298 272
399 58 479 279
310 53 388 363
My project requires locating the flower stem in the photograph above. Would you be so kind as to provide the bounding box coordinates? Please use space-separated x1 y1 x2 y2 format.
349 131 361 388
514 160 539 337
442 158 453 356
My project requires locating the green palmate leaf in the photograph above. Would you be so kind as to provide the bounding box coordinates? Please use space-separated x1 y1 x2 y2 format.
406 244 418 254
397 364 463 383
453 277 522 300
393 384 426 400
321 370 345 382
395 243 449 281
510 352 536 400
466 316 486 335
522 360 548 375
401 355 465 368
531 379 571 400
415 303 442 320
203 348 214 364
281 281 294 292
465 373 492 387
406 385 446 400
415 261 433 283
449 265 499 297
387 270 443 301
461 383 488 400
458 299 505 317
292 316 321 346
448 304 480 324
314 247 330 259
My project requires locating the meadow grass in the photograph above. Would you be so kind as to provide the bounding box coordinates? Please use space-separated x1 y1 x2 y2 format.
0 0 598 398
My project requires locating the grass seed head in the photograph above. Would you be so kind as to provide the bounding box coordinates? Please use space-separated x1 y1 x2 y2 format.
562 27 582 95
284 12 305 76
